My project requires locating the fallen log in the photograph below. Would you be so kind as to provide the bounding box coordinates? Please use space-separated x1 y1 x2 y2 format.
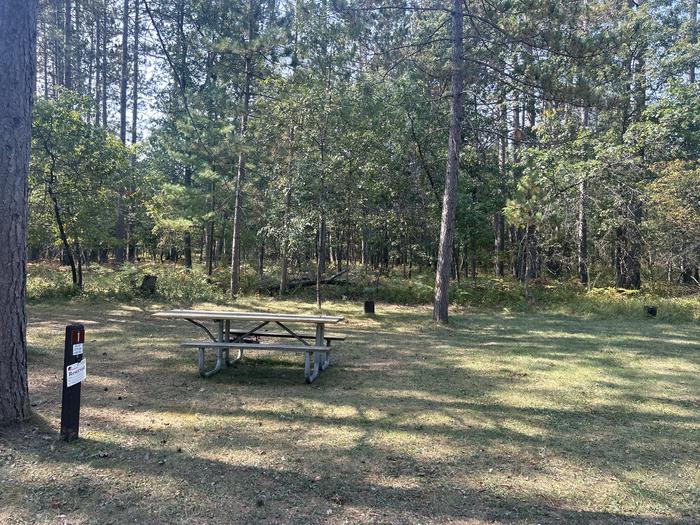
267 269 348 294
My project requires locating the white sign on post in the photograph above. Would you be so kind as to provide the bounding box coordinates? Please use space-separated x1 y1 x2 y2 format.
66 360 86 387
72 343 84 356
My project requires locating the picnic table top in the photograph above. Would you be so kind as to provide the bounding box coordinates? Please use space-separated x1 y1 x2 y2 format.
152 309 344 324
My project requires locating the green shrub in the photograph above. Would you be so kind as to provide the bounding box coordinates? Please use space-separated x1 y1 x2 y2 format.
27 264 76 300
26 262 699 321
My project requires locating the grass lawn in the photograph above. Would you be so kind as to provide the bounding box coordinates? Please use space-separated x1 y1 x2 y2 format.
1 297 698 524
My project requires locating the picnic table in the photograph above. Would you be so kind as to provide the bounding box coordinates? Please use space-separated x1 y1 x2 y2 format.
153 309 345 383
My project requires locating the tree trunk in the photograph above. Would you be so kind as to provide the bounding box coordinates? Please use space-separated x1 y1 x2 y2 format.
86 5 94 102
316 216 324 310
614 0 646 290
433 0 463 323
183 165 192 268
75 240 83 288
42 17 49 98
494 100 507 277
207 180 215 276
216 214 226 261
361 227 369 270
48 181 79 288
120 0 129 144
64 0 72 88
94 7 101 125
471 236 477 286
525 223 539 281
578 178 589 285
577 106 590 285
0 0 35 425
279 250 289 295
53 0 63 92
101 9 107 127
615 199 642 289
132 0 139 145
230 0 256 298
318 218 327 275
257 239 265 279
279 176 292 296
75 0 82 91
494 213 505 277
690 0 697 83
114 0 129 265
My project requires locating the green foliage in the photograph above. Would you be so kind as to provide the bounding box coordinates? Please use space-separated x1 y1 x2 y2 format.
26 261 699 321
27 263 227 304
30 92 129 254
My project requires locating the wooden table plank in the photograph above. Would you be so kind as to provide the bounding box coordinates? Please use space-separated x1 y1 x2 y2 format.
152 309 344 324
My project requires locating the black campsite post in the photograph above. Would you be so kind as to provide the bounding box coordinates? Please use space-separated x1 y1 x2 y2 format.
60 324 86 442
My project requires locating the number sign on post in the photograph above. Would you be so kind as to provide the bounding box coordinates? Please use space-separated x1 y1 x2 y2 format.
61 324 86 442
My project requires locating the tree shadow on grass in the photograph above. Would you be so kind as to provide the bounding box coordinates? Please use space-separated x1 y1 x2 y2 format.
0 414 692 525
15 302 700 523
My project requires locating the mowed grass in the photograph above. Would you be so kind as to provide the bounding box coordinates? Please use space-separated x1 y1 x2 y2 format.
1 297 698 524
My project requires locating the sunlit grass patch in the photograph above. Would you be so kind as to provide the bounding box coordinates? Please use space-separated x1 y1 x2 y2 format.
1 295 698 524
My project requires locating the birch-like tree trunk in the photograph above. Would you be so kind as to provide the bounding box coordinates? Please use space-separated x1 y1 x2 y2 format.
432 0 463 322
0 0 36 425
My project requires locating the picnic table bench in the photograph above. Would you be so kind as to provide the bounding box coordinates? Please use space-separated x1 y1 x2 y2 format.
153 309 345 383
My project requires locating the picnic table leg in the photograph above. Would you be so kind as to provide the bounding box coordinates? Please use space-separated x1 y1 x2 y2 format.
304 324 323 383
323 339 332 369
317 323 330 371
304 350 320 383
198 345 224 378
198 321 225 378
224 320 233 367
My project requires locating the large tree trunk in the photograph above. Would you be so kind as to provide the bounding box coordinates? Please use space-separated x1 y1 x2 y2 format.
433 0 463 323
0 0 36 425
